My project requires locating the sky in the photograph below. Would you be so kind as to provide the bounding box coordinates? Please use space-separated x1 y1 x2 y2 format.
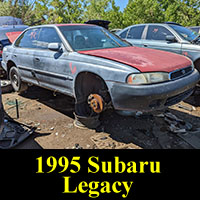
115 0 129 11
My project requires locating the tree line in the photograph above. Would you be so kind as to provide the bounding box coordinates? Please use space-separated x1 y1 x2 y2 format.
1 0 200 29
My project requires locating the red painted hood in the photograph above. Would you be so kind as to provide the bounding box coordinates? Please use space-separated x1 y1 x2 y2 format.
78 47 191 72
6 31 22 43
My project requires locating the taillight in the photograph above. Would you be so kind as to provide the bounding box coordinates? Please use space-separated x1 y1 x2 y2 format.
0 50 2 57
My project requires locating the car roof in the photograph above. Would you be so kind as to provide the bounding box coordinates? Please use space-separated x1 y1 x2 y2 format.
0 25 28 41
0 16 23 26
56 23 95 27
120 23 182 31
28 24 96 28
0 25 28 30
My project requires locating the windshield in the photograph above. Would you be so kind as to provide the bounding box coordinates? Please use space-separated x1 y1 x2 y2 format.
169 24 199 42
58 25 130 51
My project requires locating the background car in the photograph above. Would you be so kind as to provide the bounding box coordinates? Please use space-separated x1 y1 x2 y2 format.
0 16 28 78
117 23 200 72
188 26 200 34
84 20 110 29
1 24 199 128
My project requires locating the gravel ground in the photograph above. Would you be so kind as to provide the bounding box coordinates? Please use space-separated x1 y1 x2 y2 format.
1 85 200 149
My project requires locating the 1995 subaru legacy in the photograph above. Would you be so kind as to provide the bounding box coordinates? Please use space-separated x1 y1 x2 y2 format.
1 24 200 118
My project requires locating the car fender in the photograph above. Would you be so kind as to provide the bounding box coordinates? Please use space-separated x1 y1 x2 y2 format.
71 52 140 91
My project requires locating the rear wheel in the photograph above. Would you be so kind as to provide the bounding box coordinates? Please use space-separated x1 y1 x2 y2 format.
9 66 28 93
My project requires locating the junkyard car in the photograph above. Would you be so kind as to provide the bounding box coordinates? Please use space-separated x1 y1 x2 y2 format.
1 24 200 117
117 23 200 71
0 25 28 78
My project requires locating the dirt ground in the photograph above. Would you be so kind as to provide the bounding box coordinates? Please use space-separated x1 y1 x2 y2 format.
2 85 200 149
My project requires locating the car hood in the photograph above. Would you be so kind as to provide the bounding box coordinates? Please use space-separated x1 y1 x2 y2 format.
78 47 191 72
5 31 22 43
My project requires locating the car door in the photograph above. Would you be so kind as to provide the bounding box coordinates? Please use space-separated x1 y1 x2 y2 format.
14 28 40 84
143 25 182 55
125 25 145 47
32 27 73 95
119 25 145 47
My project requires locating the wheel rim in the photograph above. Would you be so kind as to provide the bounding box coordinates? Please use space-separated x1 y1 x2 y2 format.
11 72 19 87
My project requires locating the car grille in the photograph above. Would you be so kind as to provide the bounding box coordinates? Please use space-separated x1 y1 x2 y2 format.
164 88 194 107
169 66 193 80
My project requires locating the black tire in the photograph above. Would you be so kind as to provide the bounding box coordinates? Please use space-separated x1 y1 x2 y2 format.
194 59 200 72
75 73 110 117
9 66 28 93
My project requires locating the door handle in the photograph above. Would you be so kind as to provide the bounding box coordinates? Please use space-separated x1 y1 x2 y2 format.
31 70 36 78
34 57 40 62
143 44 148 47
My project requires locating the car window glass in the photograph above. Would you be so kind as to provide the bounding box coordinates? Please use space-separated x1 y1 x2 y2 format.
59 26 129 51
119 29 128 39
15 28 40 48
190 28 199 33
146 25 173 40
170 25 199 42
37 27 62 49
127 26 145 39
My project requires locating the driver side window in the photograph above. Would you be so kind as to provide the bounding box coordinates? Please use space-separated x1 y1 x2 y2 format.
36 27 62 49
146 25 173 41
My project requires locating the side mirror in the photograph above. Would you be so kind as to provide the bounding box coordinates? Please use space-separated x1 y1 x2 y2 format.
166 35 177 42
48 43 61 52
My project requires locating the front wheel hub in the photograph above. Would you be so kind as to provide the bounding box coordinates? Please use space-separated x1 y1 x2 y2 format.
88 94 104 113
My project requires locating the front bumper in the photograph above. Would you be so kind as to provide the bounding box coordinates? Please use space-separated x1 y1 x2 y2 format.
108 69 200 112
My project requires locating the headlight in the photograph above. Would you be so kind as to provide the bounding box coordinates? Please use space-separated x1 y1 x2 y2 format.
127 72 169 85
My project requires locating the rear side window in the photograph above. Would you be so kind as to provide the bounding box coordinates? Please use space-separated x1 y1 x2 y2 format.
36 27 62 49
15 28 40 48
146 25 173 40
119 29 128 39
127 26 145 39
190 27 200 33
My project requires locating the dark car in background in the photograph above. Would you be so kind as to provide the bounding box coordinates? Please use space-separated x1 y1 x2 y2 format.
0 16 28 78
0 25 28 78
117 23 200 71
84 20 111 29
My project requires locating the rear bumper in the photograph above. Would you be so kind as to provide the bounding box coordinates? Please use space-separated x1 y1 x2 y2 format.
108 69 200 112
